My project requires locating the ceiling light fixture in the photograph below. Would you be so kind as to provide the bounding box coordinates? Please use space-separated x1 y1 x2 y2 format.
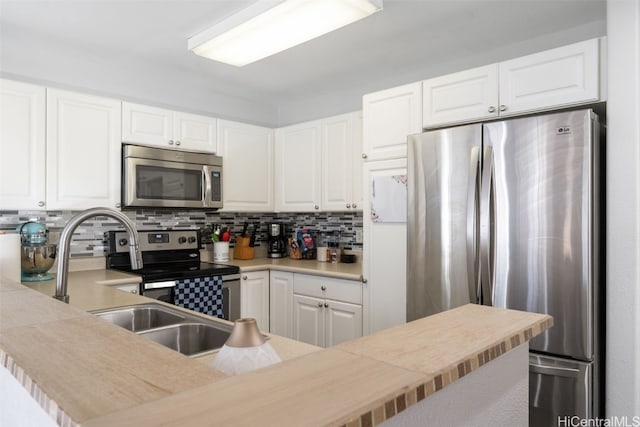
188 0 383 67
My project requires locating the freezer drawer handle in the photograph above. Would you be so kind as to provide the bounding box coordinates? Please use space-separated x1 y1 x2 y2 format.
530 363 580 379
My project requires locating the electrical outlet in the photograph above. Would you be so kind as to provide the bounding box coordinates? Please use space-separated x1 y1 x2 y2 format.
355 229 363 244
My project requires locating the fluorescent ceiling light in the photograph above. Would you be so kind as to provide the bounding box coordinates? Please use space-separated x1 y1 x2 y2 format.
188 0 383 67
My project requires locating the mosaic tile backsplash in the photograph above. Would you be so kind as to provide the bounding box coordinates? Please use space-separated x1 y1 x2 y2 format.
0 210 363 257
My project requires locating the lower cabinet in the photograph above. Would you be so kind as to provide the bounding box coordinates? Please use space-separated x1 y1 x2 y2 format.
240 270 270 332
269 270 294 338
292 274 363 348
112 283 139 294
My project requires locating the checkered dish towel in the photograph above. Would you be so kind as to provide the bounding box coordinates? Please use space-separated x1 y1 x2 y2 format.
174 276 224 318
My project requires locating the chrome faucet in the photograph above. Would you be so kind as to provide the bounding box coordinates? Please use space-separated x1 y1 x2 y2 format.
54 207 143 303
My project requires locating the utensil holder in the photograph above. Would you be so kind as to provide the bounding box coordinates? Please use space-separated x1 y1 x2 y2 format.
214 241 230 262
233 236 254 260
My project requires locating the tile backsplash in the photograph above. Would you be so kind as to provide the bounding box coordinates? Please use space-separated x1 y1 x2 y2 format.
0 210 363 257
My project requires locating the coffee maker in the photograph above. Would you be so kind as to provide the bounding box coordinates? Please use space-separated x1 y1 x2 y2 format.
267 223 287 258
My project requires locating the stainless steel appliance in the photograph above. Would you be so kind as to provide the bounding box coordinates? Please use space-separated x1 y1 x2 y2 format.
106 230 240 321
407 109 603 425
267 223 287 258
122 144 223 210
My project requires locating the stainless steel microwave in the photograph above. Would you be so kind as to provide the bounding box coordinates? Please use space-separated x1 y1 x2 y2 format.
122 145 223 210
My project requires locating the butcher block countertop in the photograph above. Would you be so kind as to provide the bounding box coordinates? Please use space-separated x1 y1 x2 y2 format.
1 272 552 427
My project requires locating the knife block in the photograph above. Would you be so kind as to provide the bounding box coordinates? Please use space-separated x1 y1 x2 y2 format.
233 236 254 260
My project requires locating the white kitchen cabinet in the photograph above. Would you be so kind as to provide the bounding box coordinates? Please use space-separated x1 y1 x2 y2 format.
218 120 274 211
241 270 270 332
321 111 363 211
423 38 602 128
362 158 407 335
0 79 46 210
112 283 139 294
122 102 217 153
292 273 362 347
498 38 600 116
46 89 121 210
422 64 499 126
269 270 294 338
274 120 322 212
362 82 422 161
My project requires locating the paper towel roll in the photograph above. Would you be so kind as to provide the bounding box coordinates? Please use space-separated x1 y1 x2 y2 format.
0 233 21 283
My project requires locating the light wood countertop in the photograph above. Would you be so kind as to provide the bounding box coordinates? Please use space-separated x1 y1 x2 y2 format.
1 272 551 427
209 256 363 281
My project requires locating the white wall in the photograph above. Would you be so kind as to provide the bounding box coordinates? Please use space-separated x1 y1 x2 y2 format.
606 0 640 418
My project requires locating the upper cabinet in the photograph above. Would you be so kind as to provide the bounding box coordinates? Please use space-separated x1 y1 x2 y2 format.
275 112 363 212
423 38 602 128
46 89 122 210
321 112 363 211
362 82 423 161
218 119 274 211
122 102 217 153
0 79 46 210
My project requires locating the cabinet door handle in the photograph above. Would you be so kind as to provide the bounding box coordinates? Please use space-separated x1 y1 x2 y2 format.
168 140 175 145
346 203 351 209
324 303 329 308
131 289 138 294
361 277 368 284
499 105 507 112
242 275 247 280
175 140 181 146
317 302 323 307
314 205 319 210
352 203 357 209
488 106 496 113
37 201 45 207
362 153 368 159
115 203 121 209
321 285 326 291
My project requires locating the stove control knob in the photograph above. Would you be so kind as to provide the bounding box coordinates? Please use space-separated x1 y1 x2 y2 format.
178 237 187 244
188 236 197 244
118 238 128 246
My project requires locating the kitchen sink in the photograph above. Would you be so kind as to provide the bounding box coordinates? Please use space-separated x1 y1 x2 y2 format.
89 303 266 358
91 304 187 332
137 323 231 356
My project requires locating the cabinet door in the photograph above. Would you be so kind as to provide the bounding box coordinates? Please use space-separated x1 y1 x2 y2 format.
122 102 173 147
269 270 294 338
173 112 217 153
362 82 422 161
325 299 363 347
218 120 274 211
362 158 407 335
499 38 600 116
322 112 355 211
292 294 325 347
0 80 46 210
240 271 270 332
274 120 322 212
46 89 121 210
422 64 499 128
351 111 364 211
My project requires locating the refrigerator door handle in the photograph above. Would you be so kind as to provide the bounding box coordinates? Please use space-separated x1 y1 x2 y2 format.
530 363 581 379
466 146 481 303
480 145 495 305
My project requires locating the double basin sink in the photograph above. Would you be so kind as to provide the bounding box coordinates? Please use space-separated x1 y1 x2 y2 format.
90 303 233 357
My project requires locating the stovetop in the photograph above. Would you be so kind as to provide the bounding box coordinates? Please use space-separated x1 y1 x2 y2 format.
110 261 239 282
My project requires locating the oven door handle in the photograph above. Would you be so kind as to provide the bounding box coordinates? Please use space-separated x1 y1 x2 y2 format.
144 280 176 290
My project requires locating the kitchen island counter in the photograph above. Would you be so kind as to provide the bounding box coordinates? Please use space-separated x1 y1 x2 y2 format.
1 274 551 426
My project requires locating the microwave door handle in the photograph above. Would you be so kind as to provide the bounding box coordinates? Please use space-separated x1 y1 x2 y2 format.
203 166 212 205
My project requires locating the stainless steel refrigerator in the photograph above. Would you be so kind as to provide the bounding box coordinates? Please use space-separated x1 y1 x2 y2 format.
407 109 603 425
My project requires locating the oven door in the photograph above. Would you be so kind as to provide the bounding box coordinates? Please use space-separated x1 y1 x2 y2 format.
141 276 239 321
123 157 208 209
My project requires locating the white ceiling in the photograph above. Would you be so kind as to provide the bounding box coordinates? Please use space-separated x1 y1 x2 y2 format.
0 0 607 126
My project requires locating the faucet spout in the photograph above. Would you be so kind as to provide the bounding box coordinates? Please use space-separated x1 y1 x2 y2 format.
55 207 143 303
